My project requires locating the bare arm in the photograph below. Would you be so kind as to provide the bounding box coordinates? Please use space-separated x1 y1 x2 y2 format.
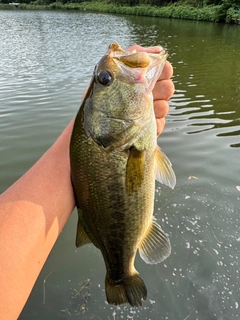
0 120 75 319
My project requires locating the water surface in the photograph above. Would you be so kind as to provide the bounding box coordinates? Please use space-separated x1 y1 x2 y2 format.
0 10 240 320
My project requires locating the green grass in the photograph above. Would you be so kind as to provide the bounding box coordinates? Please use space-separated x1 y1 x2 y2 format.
0 3 18 9
0 1 239 24
226 7 240 23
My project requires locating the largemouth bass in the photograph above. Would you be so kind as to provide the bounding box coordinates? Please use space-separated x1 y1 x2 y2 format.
70 43 176 307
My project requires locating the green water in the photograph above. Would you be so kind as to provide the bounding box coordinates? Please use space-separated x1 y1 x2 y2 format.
0 10 240 320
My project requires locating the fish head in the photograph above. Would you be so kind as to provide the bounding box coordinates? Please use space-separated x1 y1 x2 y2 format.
93 42 168 117
83 42 168 149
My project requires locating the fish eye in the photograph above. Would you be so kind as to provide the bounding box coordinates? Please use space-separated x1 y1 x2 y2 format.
97 70 113 86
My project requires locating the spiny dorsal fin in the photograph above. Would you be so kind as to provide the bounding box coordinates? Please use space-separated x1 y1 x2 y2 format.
126 147 146 195
76 213 92 248
154 146 176 189
139 220 171 264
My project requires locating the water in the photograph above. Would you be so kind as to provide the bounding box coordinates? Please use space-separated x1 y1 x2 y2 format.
0 9 240 320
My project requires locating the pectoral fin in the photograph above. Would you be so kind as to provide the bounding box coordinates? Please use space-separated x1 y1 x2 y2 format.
76 212 92 248
126 147 146 195
154 146 176 189
139 220 171 264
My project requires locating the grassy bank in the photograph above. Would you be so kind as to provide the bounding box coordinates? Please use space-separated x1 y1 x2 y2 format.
1 1 240 24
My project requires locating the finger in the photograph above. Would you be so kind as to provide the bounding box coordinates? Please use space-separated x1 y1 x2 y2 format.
126 44 163 54
153 79 175 101
159 61 173 80
156 117 166 136
154 100 170 119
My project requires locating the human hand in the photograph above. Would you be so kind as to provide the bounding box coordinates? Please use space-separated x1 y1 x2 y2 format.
126 45 175 136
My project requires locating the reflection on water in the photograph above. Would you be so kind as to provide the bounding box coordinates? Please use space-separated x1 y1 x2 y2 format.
0 9 240 320
125 16 240 147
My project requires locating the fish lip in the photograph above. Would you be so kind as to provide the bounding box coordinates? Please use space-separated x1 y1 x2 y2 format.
107 42 167 66
159 47 167 55
112 49 167 62
108 42 167 59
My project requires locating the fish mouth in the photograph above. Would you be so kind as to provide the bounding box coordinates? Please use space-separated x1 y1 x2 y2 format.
107 42 167 61
91 43 168 124
108 42 168 92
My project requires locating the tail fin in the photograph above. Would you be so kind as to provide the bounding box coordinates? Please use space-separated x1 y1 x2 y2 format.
105 273 147 307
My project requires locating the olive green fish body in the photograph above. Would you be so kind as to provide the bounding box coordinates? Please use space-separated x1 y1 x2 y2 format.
70 43 176 307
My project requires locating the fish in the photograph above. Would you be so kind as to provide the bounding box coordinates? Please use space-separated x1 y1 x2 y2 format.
70 42 176 308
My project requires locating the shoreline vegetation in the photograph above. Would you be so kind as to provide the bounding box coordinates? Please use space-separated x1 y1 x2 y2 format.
1 1 240 24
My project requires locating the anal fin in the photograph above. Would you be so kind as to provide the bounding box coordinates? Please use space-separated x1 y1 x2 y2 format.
139 220 171 264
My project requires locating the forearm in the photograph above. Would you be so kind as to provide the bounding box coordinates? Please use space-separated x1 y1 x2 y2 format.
0 120 75 319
